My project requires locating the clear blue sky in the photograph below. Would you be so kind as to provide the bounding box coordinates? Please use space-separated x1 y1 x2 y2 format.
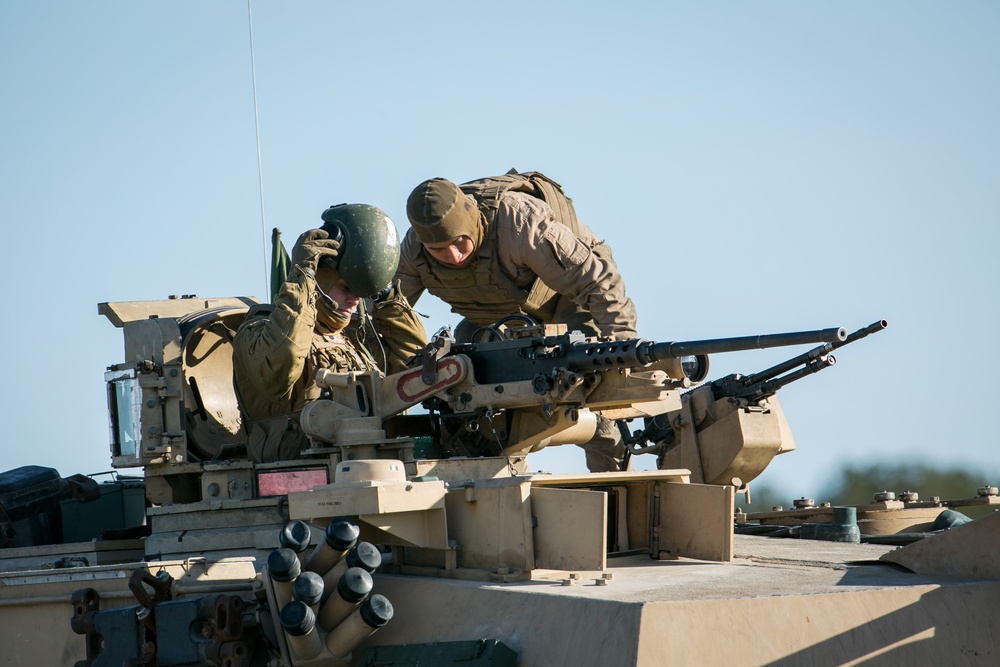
1 2 997 503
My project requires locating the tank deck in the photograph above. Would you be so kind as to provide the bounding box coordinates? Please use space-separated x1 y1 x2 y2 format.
370 535 999 666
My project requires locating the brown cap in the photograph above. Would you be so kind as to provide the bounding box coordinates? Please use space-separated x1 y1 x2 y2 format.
406 178 483 247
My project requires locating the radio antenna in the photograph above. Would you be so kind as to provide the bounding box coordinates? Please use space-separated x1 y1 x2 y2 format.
247 0 269 296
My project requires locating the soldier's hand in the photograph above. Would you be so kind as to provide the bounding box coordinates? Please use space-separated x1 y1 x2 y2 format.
291 229 341 275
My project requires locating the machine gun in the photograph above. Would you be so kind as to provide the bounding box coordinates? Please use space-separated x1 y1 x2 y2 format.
299 321 858 466
702 319 888 403
421 324 848 387
623 320 889 487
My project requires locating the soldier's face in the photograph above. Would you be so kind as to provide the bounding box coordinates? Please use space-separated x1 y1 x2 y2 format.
326 279 360 317
423 236 475 267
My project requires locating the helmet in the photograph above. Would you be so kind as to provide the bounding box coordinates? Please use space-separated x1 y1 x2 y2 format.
319 203 400 298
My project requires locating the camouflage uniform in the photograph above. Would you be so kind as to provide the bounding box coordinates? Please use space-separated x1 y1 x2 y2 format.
233 263 425 463
398 180 637 471
397 191 637 342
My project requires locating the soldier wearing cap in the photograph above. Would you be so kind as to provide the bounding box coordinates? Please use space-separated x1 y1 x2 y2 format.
233 203 426 463
395 176 636 471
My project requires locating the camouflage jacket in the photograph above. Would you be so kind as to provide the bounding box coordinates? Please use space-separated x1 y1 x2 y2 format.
232 265 426 462
396 191 637 340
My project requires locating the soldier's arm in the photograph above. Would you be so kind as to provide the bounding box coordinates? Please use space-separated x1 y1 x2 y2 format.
232 264 318 412
365 281 428 374
503 196 638 340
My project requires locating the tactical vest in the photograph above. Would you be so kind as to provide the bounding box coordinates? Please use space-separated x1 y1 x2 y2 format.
408 170 591 326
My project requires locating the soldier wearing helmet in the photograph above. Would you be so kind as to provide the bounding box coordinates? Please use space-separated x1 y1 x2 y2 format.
233 203 426 463
396 175 637 472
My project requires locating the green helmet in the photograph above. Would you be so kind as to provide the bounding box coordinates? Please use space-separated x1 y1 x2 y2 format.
319 203 400 298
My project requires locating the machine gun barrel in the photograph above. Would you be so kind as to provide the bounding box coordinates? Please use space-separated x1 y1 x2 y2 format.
641 327 846 362
837 318 888 347
564 327 846 371
745 319 887 386
736 355 837 400
711 319 887 401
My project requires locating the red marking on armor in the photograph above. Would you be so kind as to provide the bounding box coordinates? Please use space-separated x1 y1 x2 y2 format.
397 358 464 401
257 468 329 497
